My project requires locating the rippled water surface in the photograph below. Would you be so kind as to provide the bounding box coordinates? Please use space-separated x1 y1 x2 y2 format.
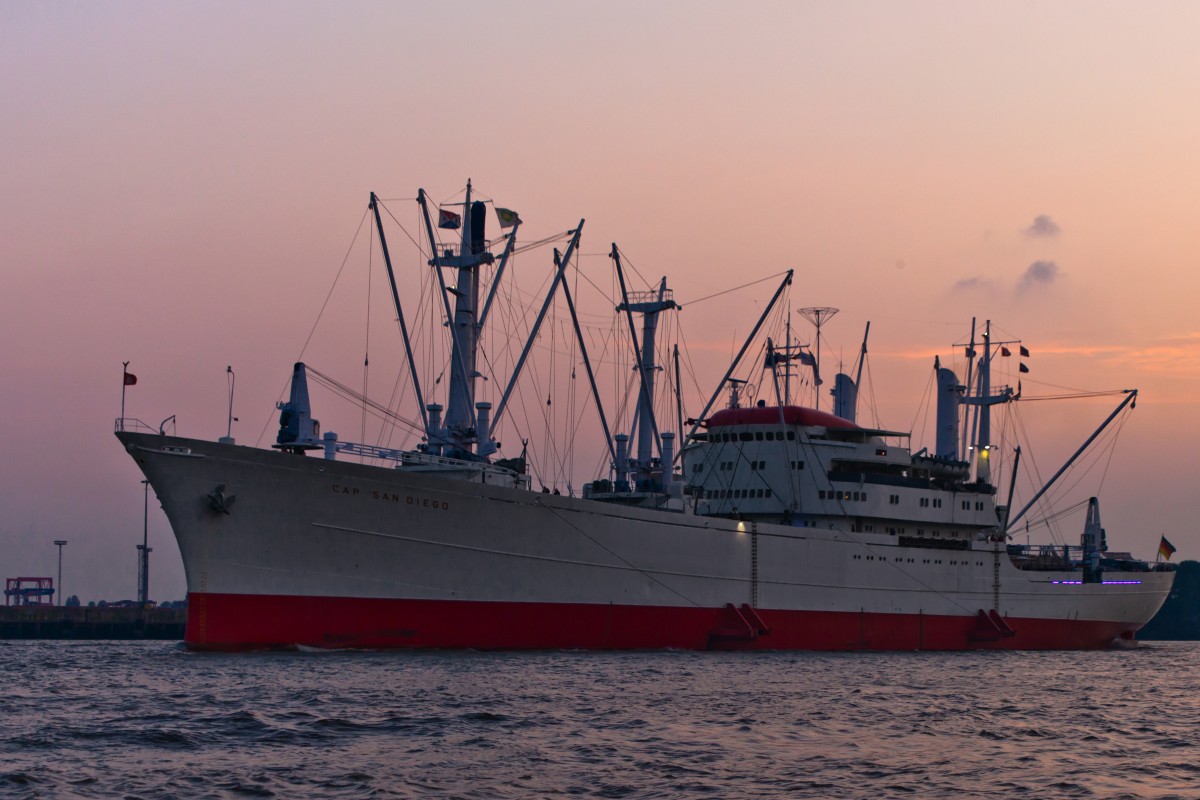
3 641 1199 799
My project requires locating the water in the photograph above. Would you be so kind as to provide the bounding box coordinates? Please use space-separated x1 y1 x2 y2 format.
3 641 1198 799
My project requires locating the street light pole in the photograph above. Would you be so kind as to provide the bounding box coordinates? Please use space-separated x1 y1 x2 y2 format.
220 365 238 445
138 480 152 606
53 540 67 606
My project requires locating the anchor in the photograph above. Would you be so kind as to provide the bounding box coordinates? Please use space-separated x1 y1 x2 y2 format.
207 483 237 515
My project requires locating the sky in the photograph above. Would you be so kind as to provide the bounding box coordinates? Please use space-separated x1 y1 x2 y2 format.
2 1 1199 603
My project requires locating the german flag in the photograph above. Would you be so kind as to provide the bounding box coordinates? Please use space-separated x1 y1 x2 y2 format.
1158 535 1177 562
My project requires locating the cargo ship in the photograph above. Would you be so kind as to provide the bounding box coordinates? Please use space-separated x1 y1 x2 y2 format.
117 183 1174 650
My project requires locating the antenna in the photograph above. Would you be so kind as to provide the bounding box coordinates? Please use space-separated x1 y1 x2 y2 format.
797 307 839 411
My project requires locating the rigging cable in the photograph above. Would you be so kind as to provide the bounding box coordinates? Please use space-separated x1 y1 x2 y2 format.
909 361 937 442
303 365 423 436
362 216 373 461
256 206 371 448
682 271 792 307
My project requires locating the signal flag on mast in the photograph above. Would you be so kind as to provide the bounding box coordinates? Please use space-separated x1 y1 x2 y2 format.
496 207 521 228
119 361 136 432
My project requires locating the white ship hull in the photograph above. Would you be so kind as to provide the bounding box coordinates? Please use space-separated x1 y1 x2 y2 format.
120 431 1173 651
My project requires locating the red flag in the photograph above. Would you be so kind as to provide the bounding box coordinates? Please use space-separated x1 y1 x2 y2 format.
1020 345 1030 357
438 208 461 229
1000 347 1011 357
124 372 138 386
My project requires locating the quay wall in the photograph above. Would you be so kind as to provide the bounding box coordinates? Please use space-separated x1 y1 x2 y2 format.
0 606 186 640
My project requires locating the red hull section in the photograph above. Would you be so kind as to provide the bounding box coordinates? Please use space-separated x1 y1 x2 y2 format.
187 593 1140 652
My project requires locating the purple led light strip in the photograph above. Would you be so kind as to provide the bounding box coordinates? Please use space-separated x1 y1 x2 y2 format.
1050 580 1143 585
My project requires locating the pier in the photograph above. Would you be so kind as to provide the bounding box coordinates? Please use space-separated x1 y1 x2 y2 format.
0 606 185 640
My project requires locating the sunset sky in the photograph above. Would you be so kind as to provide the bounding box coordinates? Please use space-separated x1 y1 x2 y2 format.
3 1 1198 602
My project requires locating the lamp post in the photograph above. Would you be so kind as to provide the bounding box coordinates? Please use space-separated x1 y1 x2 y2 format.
53 540 67 606
138 480 151 606
220 365 238 445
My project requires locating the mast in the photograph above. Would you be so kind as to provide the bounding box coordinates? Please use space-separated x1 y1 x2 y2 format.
451 181 481 437
673 344 684 452
559 248 617 465
766 338 786 406
1006 390 1138 532
853 321 870 394
478 217 521 328
417 184 495 453
685 270 793 448
784 312 792 405
613 246 675 484
492 221 586 435
1002 445 1021 531
959 320 1015 485
960 317 977 458
979 321 992 454
371 192 430 436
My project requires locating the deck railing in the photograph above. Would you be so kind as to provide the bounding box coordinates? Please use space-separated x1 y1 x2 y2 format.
114 418 168 434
